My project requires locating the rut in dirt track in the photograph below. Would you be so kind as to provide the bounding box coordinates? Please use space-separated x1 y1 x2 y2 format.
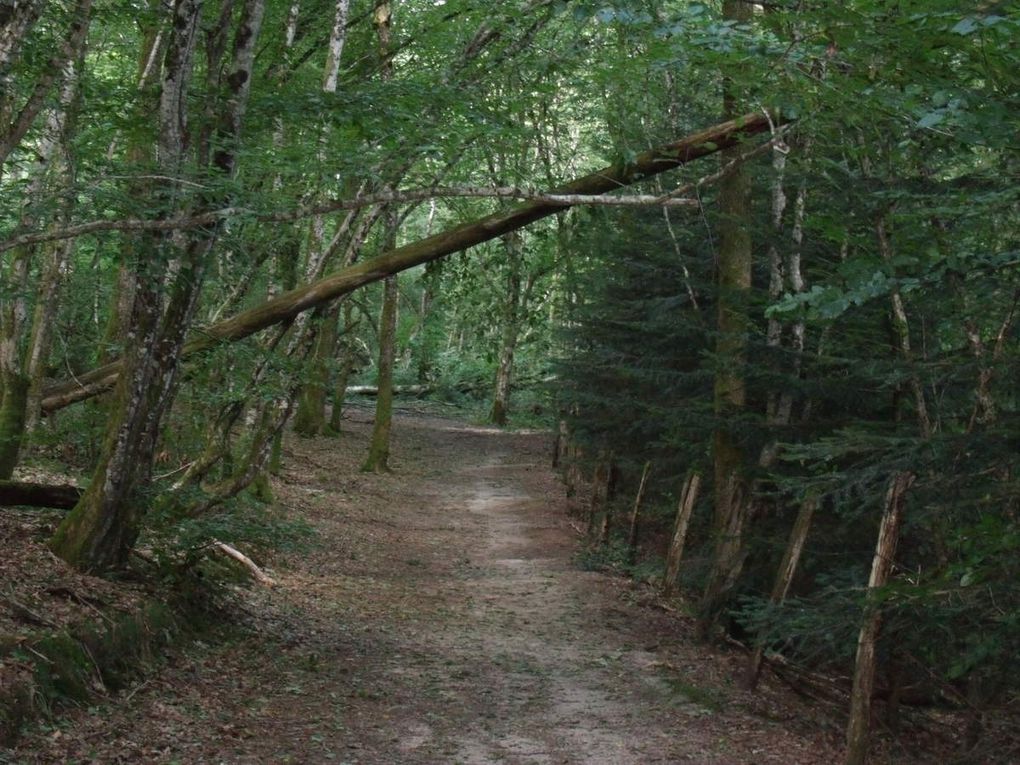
13 411 839 764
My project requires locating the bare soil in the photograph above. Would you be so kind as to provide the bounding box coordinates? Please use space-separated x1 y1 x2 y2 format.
7 409 864 763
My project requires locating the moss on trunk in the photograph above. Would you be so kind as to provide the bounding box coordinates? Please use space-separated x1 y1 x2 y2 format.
0 371 29 479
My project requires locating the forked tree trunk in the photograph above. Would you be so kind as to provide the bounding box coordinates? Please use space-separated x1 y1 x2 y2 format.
845 472 914 765
745 496 817 689
50 0 266 571
39 112 778 415
662 471 702 596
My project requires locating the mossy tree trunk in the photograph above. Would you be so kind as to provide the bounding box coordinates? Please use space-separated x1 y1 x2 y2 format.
50 0 266 571
293 302 340 437
0 372 28 479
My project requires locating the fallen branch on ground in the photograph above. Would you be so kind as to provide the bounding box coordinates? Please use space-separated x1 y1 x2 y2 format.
0 480 83 509
212 541 276 586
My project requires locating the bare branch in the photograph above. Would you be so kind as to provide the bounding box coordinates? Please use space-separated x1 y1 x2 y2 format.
2 132 786 255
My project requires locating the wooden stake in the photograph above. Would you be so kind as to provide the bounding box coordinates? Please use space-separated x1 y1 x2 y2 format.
662 471 702 596
845 472 914 765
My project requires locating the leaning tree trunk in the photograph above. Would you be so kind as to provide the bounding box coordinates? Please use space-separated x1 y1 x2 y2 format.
39 112 778 415
845 472 914 765
698 0 755 640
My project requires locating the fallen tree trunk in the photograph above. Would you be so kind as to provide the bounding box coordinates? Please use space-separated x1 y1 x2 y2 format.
0 480 83 509
345 384 429 396
40 112 778 413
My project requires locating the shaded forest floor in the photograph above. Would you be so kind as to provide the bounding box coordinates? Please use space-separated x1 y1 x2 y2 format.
4 407 947 763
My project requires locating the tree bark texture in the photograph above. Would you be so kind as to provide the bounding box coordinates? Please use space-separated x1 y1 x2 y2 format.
845 472 914 765
39 112 779 414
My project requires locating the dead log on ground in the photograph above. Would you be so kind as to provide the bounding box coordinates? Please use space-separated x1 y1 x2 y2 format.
0 480 83 509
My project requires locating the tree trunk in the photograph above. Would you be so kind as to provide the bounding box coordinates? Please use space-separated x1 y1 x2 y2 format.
845 472 914 765
0 0 92 169
362 274 398 472
626 460 652 562
662 471 702 596
0 52 81 476
50 0 266 571
293 302 340 436
39 112 778 414
491 231 522 425
745 496 817 689
0 371 28 478
328 301 359 434
0 479 82 509
699 0 755 640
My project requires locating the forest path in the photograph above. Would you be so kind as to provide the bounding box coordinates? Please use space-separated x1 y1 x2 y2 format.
14 409 838 764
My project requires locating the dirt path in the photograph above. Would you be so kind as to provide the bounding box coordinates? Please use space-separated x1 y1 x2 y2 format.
11 410 842 764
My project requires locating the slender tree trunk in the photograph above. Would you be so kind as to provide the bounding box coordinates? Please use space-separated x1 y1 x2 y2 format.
0 0 92 170
587 451 613 536
845 472 914 765
745 496 817 689
626 460 652 562
699 0 754 639
0 53 81 476
876 218 932 438
328 301 358 434
491 231 522 425
662 471 702 596
362 274 398 472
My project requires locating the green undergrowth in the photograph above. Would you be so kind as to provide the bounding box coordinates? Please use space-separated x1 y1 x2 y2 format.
0 579 226 747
